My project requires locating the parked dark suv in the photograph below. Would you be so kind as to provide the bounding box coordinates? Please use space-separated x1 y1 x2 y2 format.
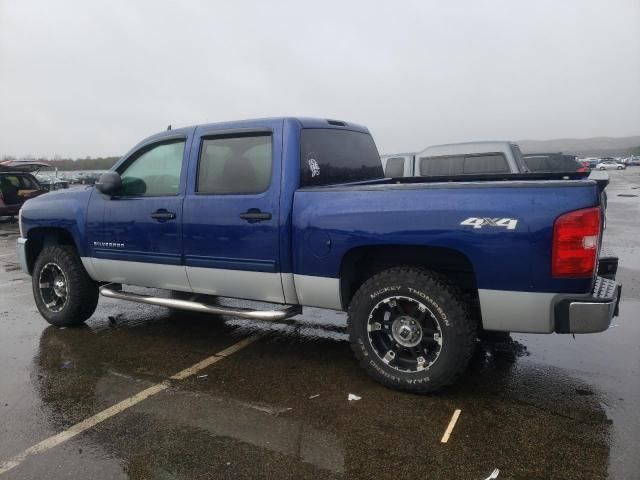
0 172 47 218
523 153 588 173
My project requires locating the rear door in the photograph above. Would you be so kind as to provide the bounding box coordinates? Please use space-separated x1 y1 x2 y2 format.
86 133 192 290
182 120 285 303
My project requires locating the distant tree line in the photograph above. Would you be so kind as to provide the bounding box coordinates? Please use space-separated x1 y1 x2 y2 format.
47 157 120 171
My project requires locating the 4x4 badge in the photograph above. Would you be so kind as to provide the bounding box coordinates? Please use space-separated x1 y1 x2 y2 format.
460 217 518 230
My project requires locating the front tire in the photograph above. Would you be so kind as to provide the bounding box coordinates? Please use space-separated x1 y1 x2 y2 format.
347 267 476 393
32 245 99 327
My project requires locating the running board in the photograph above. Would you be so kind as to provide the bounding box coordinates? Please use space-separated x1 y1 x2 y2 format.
99 286 301 321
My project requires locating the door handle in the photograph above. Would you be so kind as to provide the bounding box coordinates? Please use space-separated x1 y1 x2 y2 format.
151 209 176 222
239 209 272 223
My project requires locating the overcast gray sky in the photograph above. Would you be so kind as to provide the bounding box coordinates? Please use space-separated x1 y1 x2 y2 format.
1 0 639 158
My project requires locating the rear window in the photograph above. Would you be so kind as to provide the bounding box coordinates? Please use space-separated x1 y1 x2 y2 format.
524 154 581 172
419 153 509 176
384 157 405 177
300 129 383 187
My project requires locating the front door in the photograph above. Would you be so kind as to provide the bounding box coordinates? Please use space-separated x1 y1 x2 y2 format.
182 122 284 303
86 135 191 291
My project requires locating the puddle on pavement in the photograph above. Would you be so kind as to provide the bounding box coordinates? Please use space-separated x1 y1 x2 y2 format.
25 309 614 480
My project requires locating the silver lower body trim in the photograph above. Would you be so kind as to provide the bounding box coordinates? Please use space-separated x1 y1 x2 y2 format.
187 266 285 304
100 286 301 320
478 289 557 333
293 275 342 310
86 258 192 291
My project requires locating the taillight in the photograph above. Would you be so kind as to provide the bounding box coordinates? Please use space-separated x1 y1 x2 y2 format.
552 207 601 277
578 166 589 172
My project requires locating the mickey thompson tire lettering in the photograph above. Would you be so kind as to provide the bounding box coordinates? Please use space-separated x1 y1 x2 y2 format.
347 266 477 393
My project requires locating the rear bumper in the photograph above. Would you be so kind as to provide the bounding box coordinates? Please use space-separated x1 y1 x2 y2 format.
554 276 621 333
479 255 622 334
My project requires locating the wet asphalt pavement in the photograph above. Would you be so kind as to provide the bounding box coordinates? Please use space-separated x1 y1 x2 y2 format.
0 171 639 480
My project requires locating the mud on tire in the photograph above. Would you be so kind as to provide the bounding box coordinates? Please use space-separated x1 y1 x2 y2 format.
32 245 99 327
347 267 476 393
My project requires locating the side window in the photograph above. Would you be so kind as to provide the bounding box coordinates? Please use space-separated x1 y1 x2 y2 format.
3 175 20 187
463 154 509 174
384 157 405 177
419 156 463 175
523 156 548 172
118 140 185 196
19 175 39 189
197 134 272 195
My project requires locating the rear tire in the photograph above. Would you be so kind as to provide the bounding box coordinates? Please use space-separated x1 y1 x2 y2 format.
32 245 99 327
347 267 476 393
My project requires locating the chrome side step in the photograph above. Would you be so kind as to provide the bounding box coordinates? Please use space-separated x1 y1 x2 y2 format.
99 286 302 321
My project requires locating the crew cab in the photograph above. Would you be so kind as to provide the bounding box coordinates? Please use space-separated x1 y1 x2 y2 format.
16 118 621 392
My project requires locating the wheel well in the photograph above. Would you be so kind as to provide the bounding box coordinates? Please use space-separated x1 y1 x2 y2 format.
339 245 479 310
25 228 77 274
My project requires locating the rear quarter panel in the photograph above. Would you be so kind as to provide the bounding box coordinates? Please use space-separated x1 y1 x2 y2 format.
292 181 600 297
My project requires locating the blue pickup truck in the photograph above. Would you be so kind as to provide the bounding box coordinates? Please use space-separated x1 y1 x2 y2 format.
16 117 621 392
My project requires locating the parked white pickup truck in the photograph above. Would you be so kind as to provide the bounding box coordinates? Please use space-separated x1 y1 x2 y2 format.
381 141 528 177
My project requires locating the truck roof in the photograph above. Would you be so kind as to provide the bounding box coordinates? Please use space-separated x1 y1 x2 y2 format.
417 141 517 158
133 117 371 155
185 117 370 134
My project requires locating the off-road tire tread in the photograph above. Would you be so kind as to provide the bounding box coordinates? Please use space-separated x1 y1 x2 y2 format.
32 245 99 327
347 266 476 393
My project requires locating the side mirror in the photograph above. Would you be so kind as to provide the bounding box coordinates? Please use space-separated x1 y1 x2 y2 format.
95 172 122 195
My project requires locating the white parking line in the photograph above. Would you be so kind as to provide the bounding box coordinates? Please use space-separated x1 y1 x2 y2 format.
440 409 461 443
0 333 263 475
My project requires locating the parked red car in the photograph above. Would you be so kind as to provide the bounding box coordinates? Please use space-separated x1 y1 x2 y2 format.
0 171 47 217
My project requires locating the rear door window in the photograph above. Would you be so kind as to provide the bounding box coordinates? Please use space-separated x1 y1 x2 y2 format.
0 175 20 204
300 129 383 187
18 175 39 189
197 133 272 195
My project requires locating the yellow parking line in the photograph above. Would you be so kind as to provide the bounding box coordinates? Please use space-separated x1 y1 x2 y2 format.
440 409 462 443
0 333 263 475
